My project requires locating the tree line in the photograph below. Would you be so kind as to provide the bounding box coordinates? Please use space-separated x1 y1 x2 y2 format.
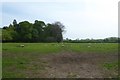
2 19 119 43
64 37 120 43
2 19 65 43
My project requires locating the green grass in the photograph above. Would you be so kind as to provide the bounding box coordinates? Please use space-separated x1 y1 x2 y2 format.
2 43 63 54
64 43 118 53
2 43 118 78
103 61 118 70
2 43 118 53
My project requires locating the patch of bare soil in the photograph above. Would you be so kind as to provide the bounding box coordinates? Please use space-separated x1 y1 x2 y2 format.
26 52 118 78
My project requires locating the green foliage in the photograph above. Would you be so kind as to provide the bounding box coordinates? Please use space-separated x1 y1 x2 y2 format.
33 20 45 42
2 20 64 43
18 21 33 42
2 29 13 41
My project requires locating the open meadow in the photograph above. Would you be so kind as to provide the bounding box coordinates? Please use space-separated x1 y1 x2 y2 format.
2 43 118 78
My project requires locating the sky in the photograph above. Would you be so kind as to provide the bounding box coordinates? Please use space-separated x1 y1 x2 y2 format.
0 0 119 39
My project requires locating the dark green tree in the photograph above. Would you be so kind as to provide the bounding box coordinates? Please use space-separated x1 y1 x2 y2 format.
51 22 64 43
18 21 33 42
2 20 65 43
33 20 46 42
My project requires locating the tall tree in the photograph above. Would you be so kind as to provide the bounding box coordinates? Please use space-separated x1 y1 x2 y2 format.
44 23 56 42
13 19 17 26
44 22 65 42
18 21 33 42
51 22 65 43
33 20 45 42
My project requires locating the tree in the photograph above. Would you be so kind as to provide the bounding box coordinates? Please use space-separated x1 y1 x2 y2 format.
2 20 65 43
31 28 39 42
2 29 13 42
18 21 33 42
2 24 17 42
13 19 19 30
13 19 17 26
33 20 46 42
51 22 65 43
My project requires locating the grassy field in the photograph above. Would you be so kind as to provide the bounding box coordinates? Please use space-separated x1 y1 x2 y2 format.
2 43 118 78
2 43 118 53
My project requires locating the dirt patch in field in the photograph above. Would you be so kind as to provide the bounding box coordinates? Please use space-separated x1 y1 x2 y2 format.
25 52 118 78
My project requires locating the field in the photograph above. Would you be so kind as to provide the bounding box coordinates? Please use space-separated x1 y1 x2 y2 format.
2 43 118 78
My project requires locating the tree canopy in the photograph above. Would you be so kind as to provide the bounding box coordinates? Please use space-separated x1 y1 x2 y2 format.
2 19 65 43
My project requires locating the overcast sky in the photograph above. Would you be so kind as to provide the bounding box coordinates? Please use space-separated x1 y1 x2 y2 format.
0 0 119 39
